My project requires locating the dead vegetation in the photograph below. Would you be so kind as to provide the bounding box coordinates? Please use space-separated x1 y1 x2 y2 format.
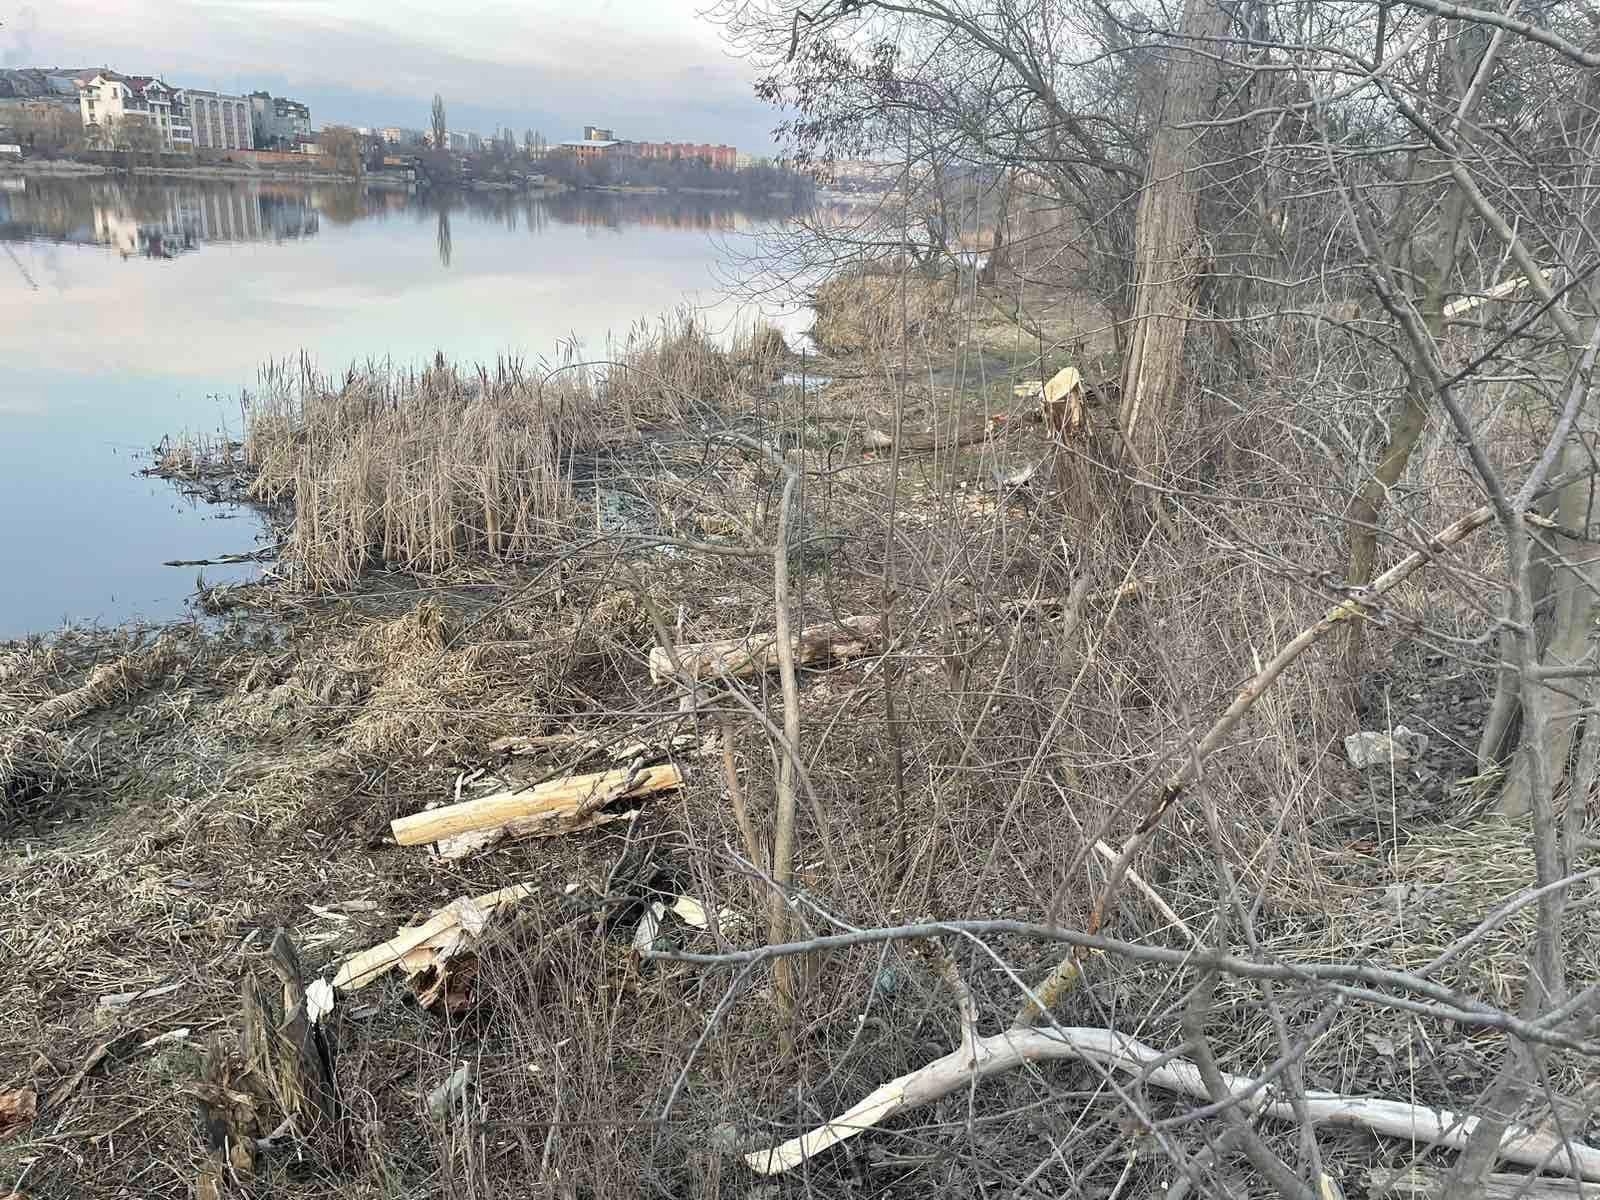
7 178 1600 1200
810 263 957 355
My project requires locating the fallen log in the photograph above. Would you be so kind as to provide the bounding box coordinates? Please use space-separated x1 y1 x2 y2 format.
649 616 882 685
651 591 1141 688
331 883 534 991
862 421 998 453
741 1025 1600 1181
389 763 682 847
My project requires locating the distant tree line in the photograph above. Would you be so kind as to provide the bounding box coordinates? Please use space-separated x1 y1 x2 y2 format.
541 150 812 201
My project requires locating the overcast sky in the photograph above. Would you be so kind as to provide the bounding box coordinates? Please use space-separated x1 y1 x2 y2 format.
1 0 781 151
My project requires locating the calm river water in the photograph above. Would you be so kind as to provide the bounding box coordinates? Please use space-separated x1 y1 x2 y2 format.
0 175 801 639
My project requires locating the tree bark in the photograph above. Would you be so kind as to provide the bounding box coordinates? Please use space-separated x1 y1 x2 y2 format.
1498 449 1600 816
1116 0 1229 475
1341 181 1469 687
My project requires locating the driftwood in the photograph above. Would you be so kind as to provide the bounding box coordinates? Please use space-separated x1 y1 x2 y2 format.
390 763 682 847
649 616 882 685
743 1025 1600 1180
332 883 534 991
1367 1166 1586 1198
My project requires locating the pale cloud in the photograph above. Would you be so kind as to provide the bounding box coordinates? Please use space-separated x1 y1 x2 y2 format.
2 0 778 150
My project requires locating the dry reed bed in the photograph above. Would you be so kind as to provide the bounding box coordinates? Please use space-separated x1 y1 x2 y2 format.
157 311 792 592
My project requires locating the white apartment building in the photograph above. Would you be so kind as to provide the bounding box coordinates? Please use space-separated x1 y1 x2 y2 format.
185 89 254 150
78 74 189 149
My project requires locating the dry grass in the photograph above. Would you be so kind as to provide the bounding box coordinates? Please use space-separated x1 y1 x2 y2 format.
239 355 585 590
810 263 957 356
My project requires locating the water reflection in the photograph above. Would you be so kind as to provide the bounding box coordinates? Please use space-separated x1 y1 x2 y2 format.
0 175 799 263
436 206 452 268
0 176 320 258
0 171 807 636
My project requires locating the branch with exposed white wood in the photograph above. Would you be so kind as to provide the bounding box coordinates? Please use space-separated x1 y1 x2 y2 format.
1366 1166 1586 1198
390 763 682 846
742 1025 1600 1181
331 884 534 991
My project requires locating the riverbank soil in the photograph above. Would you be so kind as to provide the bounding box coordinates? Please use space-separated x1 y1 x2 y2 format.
2 280 1596 1199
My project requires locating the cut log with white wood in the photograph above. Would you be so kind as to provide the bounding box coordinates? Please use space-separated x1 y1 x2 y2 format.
649 616 882 685
742 1025 1600 1181
331 883 534 991
390 763 682 847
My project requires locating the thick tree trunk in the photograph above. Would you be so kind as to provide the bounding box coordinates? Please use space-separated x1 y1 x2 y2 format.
1498 459 1600 816
1116 0 1229 475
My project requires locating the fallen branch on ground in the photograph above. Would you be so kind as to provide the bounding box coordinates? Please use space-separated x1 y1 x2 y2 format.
649 617 882 684
861 419 999 452
332 883 534 991
741 1024 1600 1180
389 763 682 847
651 589 1142 687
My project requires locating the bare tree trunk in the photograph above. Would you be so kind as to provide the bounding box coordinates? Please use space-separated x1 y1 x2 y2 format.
769 467 806 1019
1340 14 1508 687
1116 0 1229 476
1497 426 1600 816
1339 193 1463 685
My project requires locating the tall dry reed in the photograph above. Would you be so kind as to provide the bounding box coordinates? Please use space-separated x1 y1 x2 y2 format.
239 309 790 590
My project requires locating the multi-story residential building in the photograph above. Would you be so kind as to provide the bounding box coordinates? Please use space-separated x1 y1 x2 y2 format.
78 73 251 152
78 74 183 148
630 140 738 170
185 88 254 150
380 126 425 146
249 92 311 147
555 136 619 163
555 126 739 171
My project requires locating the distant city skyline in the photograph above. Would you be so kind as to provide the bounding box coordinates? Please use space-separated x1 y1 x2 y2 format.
0 0 781 151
